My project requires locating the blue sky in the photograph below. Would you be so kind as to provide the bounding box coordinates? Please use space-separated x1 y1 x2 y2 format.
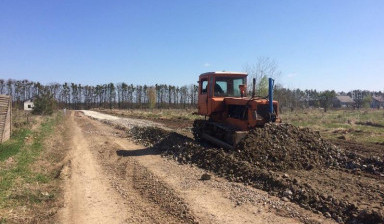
0 0 383 91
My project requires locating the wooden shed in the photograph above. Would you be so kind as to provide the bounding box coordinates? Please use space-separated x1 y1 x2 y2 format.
0 95 12 143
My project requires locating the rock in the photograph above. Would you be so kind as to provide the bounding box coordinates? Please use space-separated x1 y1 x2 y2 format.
324 212 332 218
283 173 289 178
283 189 293 197
200 173 211 181
281 197 289 202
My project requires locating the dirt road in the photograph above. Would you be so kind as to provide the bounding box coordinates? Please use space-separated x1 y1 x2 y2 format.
58 111 333 224
59 112 130 223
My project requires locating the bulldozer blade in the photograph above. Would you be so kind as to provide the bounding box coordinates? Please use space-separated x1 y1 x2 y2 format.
202 133 234 150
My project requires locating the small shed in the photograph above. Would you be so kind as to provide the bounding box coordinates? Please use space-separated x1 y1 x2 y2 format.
0 95 12 143
333 95 355 108
24 99 34 111
371 95 384 109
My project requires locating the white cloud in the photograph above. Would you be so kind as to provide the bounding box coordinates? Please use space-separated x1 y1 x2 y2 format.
203 63 211 67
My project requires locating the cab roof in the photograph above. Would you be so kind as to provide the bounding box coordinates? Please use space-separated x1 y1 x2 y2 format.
199 71 248 78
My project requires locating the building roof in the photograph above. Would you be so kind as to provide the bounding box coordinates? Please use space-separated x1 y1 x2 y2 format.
372 95 384 103
335 95 354 103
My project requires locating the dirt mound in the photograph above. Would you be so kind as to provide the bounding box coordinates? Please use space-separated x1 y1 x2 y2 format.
235 123 340 171
128 126 169 147
235 123 384 174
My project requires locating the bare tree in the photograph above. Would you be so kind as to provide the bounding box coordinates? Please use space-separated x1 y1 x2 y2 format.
243 57 281 97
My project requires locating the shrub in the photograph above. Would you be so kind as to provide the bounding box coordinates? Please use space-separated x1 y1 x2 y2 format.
32 88 56 115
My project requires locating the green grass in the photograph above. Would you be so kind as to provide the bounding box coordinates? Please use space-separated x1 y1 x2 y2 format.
281 109 384 144
0 113 61 208
0 129 31 162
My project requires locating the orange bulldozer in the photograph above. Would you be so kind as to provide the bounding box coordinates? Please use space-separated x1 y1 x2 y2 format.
193 71 281 149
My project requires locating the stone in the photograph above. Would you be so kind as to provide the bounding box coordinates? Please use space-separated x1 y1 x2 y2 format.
200 173 211 181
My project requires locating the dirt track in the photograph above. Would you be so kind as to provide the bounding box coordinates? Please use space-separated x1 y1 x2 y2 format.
57 111 334 223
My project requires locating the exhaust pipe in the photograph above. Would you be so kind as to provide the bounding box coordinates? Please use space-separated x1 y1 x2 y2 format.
268 78 276 122
252 78 256 98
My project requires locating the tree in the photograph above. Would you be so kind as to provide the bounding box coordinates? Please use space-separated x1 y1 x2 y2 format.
147 87 156 109
244 57 281 97
362 95 372 108
32 87 56 115
319 90 336 112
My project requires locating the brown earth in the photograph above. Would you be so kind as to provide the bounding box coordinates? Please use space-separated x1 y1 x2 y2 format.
127 126 383 223
88 109 384 223
331 139 384 159
58 111 330 223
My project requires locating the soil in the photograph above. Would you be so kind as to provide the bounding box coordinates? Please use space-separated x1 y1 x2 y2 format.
124 123 383 223
331 139 384 158
58 110 326 223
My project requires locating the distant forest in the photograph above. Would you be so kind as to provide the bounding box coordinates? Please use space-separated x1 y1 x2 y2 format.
0 79 382 112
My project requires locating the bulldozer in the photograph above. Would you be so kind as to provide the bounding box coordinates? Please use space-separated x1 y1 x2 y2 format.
193 71 281 149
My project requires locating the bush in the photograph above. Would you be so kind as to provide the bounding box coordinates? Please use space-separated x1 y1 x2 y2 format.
32 88 56 115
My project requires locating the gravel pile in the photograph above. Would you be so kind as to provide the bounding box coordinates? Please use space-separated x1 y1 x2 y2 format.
234 123 384 173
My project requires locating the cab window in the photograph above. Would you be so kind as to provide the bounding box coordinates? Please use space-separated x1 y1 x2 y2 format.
214 77 245 97
200 79 208 94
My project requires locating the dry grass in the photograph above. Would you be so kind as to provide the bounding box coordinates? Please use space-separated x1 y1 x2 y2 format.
281 108 384 144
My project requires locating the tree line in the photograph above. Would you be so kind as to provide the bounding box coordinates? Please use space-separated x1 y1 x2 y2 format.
0 79 198 110
0 78 381 112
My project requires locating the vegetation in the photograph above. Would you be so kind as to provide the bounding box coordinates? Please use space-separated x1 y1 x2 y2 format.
0 112 65 223
32 87 56 115
281 109 384 144
319 90 336 112
1 78 382 111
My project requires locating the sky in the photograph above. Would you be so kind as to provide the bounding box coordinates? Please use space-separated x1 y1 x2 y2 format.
0 0 383 92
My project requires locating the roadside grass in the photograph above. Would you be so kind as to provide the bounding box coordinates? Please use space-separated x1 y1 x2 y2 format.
0 111 66 223
0 129 30 162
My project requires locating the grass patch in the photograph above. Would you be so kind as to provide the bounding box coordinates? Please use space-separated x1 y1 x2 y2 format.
281 109 384 144
0 129 31 162
0 113 61 208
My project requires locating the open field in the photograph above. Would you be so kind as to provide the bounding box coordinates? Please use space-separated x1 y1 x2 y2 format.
281 109 384 145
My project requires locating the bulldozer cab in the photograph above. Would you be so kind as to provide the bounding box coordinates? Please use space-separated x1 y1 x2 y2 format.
195 71 281 149
198 72 247 116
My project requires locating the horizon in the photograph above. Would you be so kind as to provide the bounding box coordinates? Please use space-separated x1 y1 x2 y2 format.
1 1 383 92
1 76 382 94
